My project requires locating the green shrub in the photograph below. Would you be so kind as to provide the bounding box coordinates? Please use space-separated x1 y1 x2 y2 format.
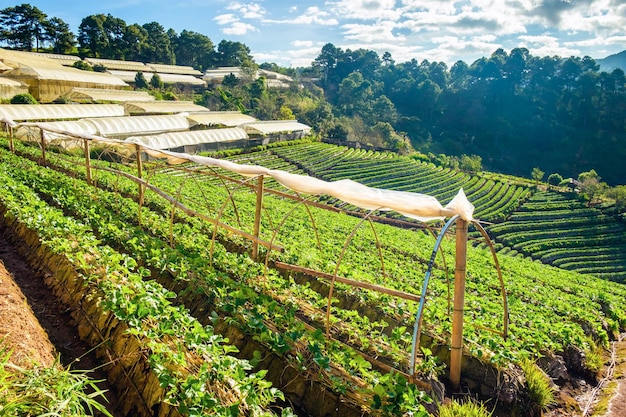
10 93 38 104
163 91 178 101
72 60 93 71
438 399 492 417
520 358 554 409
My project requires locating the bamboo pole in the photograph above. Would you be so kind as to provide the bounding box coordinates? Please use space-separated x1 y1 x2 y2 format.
252 175 264 260
40 128 46 166
83 139 92 185
8 125 14 153
135 144 144 225
449 218 468 390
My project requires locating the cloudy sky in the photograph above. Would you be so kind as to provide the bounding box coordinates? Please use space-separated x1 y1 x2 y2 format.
3 0 625 67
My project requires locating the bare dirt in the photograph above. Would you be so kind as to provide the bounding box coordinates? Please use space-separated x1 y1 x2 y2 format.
0 229 123 417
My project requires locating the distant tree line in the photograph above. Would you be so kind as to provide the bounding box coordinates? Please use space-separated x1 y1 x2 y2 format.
0 3 254 70
1 4 625 190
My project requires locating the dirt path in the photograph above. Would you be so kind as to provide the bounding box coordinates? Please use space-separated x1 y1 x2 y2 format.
0 229 124 417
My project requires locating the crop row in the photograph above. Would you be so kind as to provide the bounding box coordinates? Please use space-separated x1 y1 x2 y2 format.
6 139 626 402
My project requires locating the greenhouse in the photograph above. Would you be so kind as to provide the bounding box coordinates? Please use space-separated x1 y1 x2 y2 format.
0 49 128 102
64 88 155 103
0 77 29 99
107 70 206 88
148 63 202 76
85 58 151 73
28 52 81 67
126 127 249 152
0 104 125 122
243 120 312 135
124 100 210 115
186 111 257 127
14 120 99 146
83 114 191 139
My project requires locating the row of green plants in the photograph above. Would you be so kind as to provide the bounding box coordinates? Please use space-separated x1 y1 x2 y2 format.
1 140 436 415
0 146 292 417
6 138 626 412
486 191 626 281
264 143 530 222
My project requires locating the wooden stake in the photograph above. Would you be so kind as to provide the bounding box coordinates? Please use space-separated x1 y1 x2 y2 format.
252 175 264 260
83 139 92 185
135 144 144 225
40 128 46 166
8 125 14 153
450 218 468 390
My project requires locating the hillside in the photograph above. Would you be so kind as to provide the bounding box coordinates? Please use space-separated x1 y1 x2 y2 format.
597 49 626 72
1 134 625 416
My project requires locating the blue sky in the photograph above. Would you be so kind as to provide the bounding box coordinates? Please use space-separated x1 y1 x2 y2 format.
2 0 625 67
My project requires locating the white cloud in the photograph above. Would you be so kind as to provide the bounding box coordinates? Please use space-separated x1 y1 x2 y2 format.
328 0 403 21
222 21 258 35
265 7 338 26
226 2 266 19
214 14 238 25
342 21 405 43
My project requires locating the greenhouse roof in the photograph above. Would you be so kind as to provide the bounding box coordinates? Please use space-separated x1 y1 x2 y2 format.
124 101 210 114
65 88 156 103
151 72 206 86
15 120 99 141
0 104 125 122
0 77 26 87
126 127 248 149
29 52 81 66
186 111 257 127
148 63 202 76
84 114 190 137
243 120 312 135
85 58 151 72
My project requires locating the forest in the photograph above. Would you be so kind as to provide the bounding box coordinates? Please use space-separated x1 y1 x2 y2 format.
1 3 625 187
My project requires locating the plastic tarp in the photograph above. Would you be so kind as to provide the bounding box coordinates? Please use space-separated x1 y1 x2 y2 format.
15 120 99 145
186 111 257 127
83 114 190 138
0 77 28 97
85 58 150 72
124 101 210 115
148 63 202 76
0 104 125 122
243 120 312 135
65 88 155 103
144 149 475 222
126 127 248 149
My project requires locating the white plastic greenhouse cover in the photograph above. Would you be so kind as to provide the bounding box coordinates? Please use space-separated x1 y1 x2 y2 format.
243 120 312 135
153 73 206 86
126 127 248 149
148 63 202 76
15 120 98 143
0 104 125 122
140 148 475 222
186 112 257 127
86 58 150 72
65 88 155 103
124 101 210 115
83 114 190 137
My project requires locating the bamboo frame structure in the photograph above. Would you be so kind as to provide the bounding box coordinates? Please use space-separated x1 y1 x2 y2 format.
449 218 468 389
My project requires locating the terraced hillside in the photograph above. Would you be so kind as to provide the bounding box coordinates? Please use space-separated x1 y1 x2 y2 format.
225 142 626 282
486 191 626 283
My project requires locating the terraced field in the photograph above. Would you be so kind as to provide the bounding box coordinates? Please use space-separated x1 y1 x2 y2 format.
225 142 626 282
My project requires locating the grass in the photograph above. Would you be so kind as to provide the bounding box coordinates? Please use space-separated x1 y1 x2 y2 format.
0 344 112 417
438 399 493 417
520 358 555 410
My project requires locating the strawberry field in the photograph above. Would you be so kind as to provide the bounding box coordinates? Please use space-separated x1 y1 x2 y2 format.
1 134 626 416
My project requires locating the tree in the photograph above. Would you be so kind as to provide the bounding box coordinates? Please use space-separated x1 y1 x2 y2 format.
173 30 213 70
150 73 163 90
547 173 563 186
531 167 545 183
210 40 254 68
606 185 626 211
78 14 107 56
140 22 174 64
0 4 47 51
122 24 147 61
222 73 239 88
459 155 482 172
43 17 75 54
134 72 148 89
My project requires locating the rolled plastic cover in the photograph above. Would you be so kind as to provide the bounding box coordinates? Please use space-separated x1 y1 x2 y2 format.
152 150 475 222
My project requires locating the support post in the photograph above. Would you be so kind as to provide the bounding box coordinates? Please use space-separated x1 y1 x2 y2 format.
40 128 47 166
450 218 468 390
252 175 264 260
135 144 144 225
8 125 14 153
84 139 92 185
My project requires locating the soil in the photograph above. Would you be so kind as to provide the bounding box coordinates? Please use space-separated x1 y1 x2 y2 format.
0 230 124 417
1 225 625 417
